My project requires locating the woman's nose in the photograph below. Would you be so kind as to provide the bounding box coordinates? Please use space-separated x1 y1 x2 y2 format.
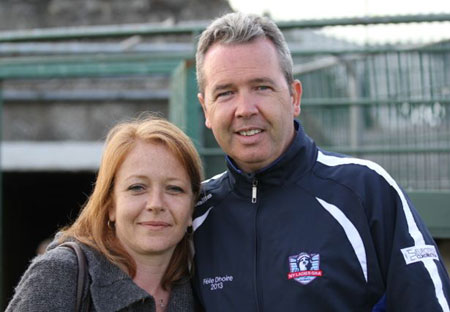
146 191 165 213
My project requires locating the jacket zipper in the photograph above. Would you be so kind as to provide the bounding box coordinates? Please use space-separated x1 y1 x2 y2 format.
252 179 258 203
252 177 261 312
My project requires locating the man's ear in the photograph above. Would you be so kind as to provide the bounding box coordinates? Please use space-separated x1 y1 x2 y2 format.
198 93 212 129
291 80 302 117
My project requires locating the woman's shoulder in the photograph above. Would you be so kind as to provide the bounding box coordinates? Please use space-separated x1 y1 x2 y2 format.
24 244 80 280
19 243 78 280
22 243 79 288
43 235 100 269
44 242 78 260
5 243 79 311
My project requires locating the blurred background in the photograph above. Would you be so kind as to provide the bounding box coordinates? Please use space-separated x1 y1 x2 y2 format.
1 0 449 308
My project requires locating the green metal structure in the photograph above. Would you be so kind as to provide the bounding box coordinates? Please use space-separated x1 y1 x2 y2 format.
169 59 203 146
0 54 184 78
1 13 450 308
0 85 3 309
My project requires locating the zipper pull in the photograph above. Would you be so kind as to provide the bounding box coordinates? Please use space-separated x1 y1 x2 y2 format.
252 179 258 203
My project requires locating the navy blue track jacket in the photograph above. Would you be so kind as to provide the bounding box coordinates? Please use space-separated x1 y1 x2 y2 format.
193 121 450 311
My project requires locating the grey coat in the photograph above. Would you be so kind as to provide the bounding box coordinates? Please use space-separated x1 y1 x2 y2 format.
6 239 196 312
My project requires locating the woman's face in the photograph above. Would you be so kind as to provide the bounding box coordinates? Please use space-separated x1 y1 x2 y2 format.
110 140 193 260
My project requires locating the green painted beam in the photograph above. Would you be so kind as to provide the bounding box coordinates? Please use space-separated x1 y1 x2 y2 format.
277 13 450 29
0 53 191 66
290 46 450 56
410 191 450 238
1 14 449 42
0 23 207 42
0 53 187 79
0 60 180 79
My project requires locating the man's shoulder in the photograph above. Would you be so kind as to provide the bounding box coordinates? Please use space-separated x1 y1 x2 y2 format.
202 171 229 189
311 148 400 199
200 171 230 197
194 171 230 216
314 149 388 180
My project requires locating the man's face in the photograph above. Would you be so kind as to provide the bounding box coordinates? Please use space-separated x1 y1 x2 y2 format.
198 37 302 173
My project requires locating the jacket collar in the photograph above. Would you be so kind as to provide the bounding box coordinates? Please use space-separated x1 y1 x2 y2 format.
80 244 147 312
226 120 317 189
80 243 191 312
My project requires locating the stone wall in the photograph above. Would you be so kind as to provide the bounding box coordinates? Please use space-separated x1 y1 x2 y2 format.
3 77 170 141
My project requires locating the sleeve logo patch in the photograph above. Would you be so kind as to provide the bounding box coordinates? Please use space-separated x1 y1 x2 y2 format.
401 245 438 265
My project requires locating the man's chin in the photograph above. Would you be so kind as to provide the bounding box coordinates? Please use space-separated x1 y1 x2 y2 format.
232 154 271 173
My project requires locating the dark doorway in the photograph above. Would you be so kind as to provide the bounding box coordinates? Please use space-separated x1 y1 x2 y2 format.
1 171 96 309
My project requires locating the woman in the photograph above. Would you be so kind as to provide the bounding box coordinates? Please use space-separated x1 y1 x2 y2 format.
6 116 204 312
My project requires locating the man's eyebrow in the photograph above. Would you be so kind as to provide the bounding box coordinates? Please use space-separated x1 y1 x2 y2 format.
212 83 233 94
210 78 276 94
249 77 276 85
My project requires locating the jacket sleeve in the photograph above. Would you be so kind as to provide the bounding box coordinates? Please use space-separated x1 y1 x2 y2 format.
5 247 78 312
367 176 450 311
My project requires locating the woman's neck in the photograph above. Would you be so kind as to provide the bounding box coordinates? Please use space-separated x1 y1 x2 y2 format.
133 255 172 311
132 253 171 294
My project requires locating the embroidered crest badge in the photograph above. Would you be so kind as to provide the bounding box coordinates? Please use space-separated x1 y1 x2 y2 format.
288 252 322 285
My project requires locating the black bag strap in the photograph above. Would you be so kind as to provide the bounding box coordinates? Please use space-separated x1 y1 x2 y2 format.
60 242 89 312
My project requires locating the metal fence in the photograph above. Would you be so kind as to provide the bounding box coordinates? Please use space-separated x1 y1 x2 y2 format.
296 44 450 191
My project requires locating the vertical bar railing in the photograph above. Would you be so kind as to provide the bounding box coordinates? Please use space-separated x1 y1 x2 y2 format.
346 62 362 150
0 79 3 309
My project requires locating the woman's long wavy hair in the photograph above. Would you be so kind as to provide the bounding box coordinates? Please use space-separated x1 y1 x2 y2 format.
60 115 203 289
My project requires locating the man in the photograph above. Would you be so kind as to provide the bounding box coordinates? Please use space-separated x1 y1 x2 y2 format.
192 12 450 311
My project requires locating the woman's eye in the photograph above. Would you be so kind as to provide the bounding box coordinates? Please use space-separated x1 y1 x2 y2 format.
128 184 145 192
167 185 185 193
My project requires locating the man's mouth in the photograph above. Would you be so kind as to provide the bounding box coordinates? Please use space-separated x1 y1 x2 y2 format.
238 129 262 136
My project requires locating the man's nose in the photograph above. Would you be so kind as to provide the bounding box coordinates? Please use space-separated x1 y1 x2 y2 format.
235 91 258 118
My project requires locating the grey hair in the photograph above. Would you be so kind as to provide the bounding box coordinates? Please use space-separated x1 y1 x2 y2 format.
196 12 294 94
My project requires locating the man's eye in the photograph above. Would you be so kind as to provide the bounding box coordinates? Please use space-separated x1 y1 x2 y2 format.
216 91 233 99
256 85 271 91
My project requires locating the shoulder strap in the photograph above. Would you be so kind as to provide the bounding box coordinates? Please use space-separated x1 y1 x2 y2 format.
60 242 89 312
